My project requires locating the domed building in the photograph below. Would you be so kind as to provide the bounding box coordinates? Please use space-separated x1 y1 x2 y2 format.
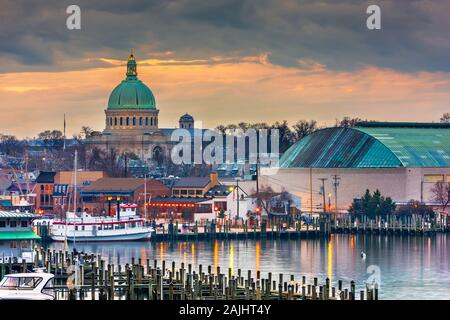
86 52 195 165
179 113 194 129
260 122 450 213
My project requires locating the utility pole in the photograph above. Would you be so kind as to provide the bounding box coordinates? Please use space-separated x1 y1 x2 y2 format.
332 174 341 223
144 173 147 221
318 178 327 213
309 168 313 216
236 178 240 219
255 159 259 194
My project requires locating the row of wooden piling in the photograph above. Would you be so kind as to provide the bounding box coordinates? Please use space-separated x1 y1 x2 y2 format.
1 247 378 301
331 214 448 235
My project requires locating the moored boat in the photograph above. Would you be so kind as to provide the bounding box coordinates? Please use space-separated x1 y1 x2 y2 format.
0 272 55 300
49 204 153 242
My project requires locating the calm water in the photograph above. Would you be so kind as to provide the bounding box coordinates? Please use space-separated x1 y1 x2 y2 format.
49 234 450 300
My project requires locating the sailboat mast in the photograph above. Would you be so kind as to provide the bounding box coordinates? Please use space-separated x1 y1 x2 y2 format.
74 150 77 212
144 173 147 222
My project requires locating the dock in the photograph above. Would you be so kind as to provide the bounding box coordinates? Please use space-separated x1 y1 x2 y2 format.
0 247 378 301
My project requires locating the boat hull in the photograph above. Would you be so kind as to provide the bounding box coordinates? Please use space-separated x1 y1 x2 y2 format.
51 231 151 242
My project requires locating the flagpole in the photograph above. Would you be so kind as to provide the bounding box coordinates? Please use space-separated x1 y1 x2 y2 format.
63 113 66 150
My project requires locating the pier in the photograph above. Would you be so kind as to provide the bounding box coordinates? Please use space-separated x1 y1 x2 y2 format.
0 247 378 301
35 213 448 246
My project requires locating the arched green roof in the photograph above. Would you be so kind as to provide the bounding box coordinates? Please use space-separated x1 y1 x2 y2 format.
107 53 156 110
280 124 450 168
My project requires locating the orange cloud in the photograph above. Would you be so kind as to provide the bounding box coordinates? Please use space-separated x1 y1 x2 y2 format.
0 54 449 138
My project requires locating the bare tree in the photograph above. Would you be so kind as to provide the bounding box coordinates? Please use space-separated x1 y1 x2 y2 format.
80 126 94 139
431 181 450 213
440 113 450 123
292 120 318 141
336 117 363 128
250 185 281 215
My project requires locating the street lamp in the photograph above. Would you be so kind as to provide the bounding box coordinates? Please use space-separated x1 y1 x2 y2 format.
116 196 121 221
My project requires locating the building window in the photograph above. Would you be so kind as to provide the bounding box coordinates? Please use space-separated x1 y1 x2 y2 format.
180 190 187 195
0 221 5 228
126 117 130 126
188 190 195 195
173 190 180 195
214 201 227 211
10 221 17 228
132 117 136 126
120 117 123 126
21 221 28 228
196 190 203 196
145 117 148 126
114 117 117 126
150 117 153 126
424 175 444 183
139 117 143 126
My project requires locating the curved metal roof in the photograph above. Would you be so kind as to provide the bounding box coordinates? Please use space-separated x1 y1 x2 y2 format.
280 124 450 168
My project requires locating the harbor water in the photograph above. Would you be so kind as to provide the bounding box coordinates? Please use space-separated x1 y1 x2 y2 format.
48 233 450 300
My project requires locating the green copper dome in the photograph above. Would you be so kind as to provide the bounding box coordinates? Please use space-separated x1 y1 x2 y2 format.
107 52 156 110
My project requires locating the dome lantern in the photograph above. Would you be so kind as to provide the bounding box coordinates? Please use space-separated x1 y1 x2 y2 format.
107 51 156 110
126 49 137 80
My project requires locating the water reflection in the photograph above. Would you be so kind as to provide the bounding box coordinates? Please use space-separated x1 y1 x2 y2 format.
49 234 450 300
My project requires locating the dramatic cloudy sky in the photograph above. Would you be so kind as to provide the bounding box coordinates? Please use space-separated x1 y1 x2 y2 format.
0 0 449 137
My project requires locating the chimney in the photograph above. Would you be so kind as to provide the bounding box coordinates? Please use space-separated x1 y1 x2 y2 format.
209 172 219 187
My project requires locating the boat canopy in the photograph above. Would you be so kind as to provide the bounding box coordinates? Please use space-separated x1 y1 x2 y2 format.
0 231 41 241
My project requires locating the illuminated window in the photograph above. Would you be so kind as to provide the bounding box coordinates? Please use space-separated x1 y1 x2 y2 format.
424 175 444 183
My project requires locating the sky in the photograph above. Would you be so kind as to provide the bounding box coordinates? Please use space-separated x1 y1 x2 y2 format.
0 0 449 138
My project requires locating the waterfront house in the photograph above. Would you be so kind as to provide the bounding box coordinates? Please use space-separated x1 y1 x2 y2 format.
171 172 219 197
80 177 170 215
35 170 106 214
0 211 39 263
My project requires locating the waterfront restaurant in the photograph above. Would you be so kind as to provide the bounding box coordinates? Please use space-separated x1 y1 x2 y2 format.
148 196 213 225
80 177 170 215
0 211 40 263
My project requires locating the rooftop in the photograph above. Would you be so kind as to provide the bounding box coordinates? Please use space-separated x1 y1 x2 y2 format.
173 176 211 188
280 123 450 168
205 185 233 197
0 211 37 219
80 178 170 196
36 171 56 183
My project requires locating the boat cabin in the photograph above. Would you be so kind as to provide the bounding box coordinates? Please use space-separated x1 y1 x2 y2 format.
0 272 55 300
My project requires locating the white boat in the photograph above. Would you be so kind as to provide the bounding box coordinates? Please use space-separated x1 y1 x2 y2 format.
0 272 55 300
49 204 153 242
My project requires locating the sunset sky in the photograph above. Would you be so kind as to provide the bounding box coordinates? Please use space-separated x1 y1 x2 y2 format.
1 0 449 138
